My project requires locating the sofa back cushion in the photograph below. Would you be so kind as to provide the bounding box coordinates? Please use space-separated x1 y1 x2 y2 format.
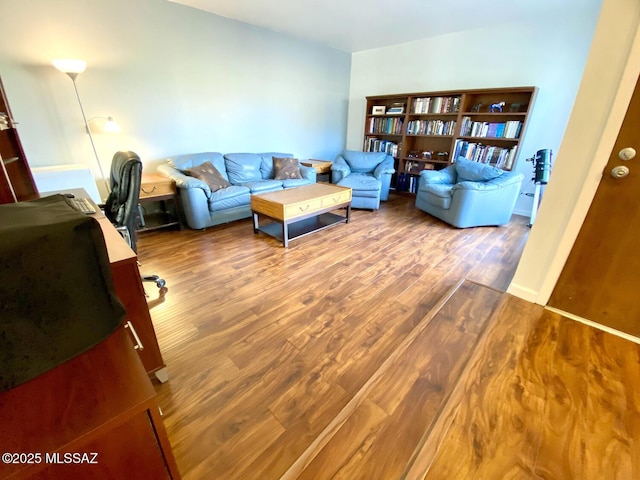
342 151 387 173
455 157 503 183
259 152 293 179
168 153 229 181
224 153 264 184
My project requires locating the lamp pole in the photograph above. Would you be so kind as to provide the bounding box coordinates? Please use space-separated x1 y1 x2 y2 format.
52 59 112 199
69 77 110 195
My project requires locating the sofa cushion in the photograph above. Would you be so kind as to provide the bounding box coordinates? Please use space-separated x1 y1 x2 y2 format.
273 157 302 180
208 185 251 210
282 178 312 188
185 161 231 192
224 153 263 184
421 184 453 209
337 173 381 196
455 157 503 182
242 180 283 194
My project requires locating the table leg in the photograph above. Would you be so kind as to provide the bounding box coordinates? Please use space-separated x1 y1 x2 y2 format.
282 222 289 248
346 204 351 223
252 211 259 233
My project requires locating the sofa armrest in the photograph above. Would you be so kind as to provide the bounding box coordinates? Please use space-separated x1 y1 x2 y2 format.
331 156 351 183
157 163 212 195
373 155 396 179
299 164 317 183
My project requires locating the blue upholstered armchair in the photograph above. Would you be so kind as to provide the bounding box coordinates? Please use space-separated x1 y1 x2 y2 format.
415 158 524 228
332 151 395 209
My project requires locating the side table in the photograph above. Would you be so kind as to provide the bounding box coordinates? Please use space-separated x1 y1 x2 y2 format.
300 159 332 183
138 173 183 232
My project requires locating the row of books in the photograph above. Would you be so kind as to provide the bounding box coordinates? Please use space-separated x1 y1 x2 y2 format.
364 137 398 157
395 173 420 193
453 140 518 169
404 160 435 174
459 117 522 138
412 96 461 114
367 116 404 135
406 119 456 136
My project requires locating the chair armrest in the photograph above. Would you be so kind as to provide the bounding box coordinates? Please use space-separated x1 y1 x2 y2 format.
373 155 395 179
419 165 456 186
331 156 351 183
157 163 212 195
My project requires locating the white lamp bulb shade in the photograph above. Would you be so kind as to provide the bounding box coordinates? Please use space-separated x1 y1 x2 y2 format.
52 59 87 76
104 117 121 133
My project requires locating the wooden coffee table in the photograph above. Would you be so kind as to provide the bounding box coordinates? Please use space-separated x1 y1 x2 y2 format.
251 183 352 247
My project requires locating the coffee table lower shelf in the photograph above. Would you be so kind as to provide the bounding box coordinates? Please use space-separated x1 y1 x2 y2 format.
253 211 349 247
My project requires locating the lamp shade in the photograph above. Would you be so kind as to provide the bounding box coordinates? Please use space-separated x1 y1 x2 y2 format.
52 59 87 79
104 117 121 133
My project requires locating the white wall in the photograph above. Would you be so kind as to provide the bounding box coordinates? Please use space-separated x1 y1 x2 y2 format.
509 0 640 303
347 6 601 215
0 0 351 199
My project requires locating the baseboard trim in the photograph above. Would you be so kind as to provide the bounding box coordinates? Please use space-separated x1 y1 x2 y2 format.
506 283 540 303
545 306 640 345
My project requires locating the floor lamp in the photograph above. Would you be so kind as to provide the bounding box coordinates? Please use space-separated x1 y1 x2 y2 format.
52 59 113 197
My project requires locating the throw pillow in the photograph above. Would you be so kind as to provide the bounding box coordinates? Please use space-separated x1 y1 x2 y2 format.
455 157 504 182
273 157 302 180
186 161 231 192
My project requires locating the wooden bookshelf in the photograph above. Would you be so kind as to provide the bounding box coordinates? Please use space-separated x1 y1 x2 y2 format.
364 87 537 193
0 76 38 204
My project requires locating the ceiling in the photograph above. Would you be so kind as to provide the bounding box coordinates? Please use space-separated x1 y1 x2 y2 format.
167 0 601 52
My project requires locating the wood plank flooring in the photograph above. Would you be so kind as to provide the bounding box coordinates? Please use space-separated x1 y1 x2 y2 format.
136 194 640 479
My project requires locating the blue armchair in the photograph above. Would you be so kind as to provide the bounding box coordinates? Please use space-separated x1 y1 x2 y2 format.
332 151 395 209
415 158 524 228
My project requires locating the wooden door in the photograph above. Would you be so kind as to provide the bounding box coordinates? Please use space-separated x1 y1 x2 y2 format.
548 75 640 336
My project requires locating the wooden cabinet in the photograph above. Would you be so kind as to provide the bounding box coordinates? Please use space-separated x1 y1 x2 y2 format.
0 327 181 479
0 76 38 204
96 213 169 383
364 87 537 193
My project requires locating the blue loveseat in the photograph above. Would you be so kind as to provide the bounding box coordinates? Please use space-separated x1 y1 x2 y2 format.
415 157 524 228
157 152 315 229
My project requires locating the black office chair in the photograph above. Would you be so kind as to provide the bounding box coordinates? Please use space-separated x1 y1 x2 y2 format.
104 151 166 291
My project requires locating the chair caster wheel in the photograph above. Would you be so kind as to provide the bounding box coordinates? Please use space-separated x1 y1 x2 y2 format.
156 279 166 288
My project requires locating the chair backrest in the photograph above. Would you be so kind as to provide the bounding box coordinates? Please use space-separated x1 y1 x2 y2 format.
341 150 388 173
104 151 142 252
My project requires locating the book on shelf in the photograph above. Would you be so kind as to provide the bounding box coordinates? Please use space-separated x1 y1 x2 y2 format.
364 137 399 157
368 116 404 135
412 96 460 114
407 119 456 136
395 173 419 193
453 139 518 169
459 117 522 139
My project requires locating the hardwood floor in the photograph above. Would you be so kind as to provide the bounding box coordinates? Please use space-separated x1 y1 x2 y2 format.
136 194 639 479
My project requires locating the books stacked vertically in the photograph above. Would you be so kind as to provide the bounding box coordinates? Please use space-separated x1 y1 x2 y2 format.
459 117 522 138
364 137 399 157
453 140 518 169
367 116 404 135
406 119 456 136
412 96 461 114
395 173 419 193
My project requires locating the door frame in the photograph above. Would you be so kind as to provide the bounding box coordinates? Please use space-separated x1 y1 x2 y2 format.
509 15 640 305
